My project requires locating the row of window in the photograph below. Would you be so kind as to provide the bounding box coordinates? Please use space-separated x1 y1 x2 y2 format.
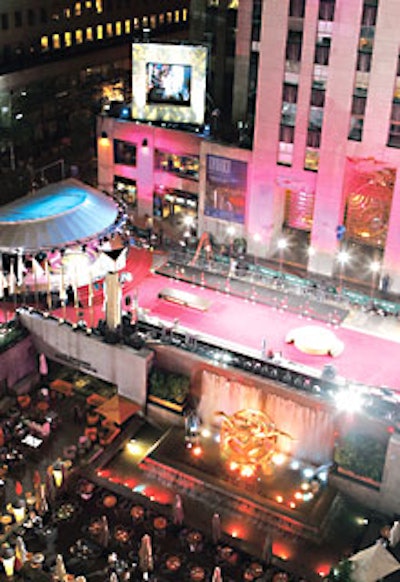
40 10 188 51
1 2 104 31
113 140 200 181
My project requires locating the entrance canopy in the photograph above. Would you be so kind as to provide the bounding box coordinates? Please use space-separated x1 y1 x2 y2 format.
0 179 119 252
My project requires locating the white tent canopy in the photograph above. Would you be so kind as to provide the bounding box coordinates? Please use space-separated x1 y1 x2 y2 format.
349 543 400 582
0 178 119 252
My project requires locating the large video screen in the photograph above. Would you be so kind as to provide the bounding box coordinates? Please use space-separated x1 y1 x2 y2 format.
132 43 207 125
146 63 191 106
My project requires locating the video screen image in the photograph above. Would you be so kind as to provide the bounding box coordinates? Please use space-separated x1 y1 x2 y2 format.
146 63 191 106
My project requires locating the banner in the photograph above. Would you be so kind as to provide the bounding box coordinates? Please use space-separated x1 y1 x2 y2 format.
205 155 247 224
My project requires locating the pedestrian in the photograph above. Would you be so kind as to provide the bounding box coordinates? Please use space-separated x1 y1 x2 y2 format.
211 512 221 544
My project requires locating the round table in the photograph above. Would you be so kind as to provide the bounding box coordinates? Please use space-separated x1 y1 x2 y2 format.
114 525 131 543
166 555 181 572
250 562 264 577
103 494 117 508
187 531 203 547
154 516 167 531
130 505 144 520
190 566 205 581
243 570 255 581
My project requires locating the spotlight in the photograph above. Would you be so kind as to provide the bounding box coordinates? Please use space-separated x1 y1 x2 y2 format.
142 138 148 148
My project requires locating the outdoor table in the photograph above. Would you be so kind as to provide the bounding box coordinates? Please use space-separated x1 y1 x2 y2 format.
166 555 181 571
114 525 131 543
153 516 167 531
218 546 236 563
187 530 203 551
103 494 117 508
88 518 103 537
190 565 205 581
249 562 263 577
130 505 145 520
243 570 256 581
273 572 289 582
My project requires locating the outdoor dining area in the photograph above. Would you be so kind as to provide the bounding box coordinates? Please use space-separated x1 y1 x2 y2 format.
0 466 295 581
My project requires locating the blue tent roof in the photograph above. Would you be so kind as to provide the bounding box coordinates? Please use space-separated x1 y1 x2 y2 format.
0 179 119 251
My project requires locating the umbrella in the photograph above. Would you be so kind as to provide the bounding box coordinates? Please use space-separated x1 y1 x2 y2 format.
390 521 400 547
212 566 223 582
349 542 400 582
173 493 184 526
261 531 273 564
212 513 221 544
38 483 49 516
15 480 23 497
39 353 48 376
99 515 110 547
15 536 27 571
55 554 67 581
139 534 153 575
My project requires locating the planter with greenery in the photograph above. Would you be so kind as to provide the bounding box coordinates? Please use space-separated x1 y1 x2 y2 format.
148 368 190 414
334 430 388 485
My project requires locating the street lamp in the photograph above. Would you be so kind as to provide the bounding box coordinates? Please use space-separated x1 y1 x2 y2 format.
277 238 288 277
369 260 381 300
337 249 350 292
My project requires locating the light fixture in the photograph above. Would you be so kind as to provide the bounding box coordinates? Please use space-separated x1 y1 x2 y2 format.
52 460 64 488
101 131 108 139
1 547 15 577
142 138 148 148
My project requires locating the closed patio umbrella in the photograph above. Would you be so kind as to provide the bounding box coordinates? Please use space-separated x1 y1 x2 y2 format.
39 353 48 377
389 521 400 547
139 534 153 577
55 554 67 581
212 566 223 582
173 493 184 526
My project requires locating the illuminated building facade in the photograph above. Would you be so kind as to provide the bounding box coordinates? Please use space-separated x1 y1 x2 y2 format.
97 0 400 291
0 0 189 72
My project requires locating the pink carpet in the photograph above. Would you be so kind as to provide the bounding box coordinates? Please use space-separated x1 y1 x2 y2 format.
3 247 400 392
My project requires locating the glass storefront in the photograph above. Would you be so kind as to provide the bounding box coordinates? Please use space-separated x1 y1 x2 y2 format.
114 176 137 207
153 186 198 219
155 150 199 180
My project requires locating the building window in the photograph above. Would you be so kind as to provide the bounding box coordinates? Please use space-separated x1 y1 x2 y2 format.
311 85 325 107
362 2 377 26
174 10 180 22
304 149 319 171
142 16 148 27
52 34 61 49
357 50 372 72
159 14 165 25
1 14 9 30
134 18 140 30
27 9 35 26
15 11 23 27
41 36 49 51
75 2 82 16
183 9 188 21
96 0 103 13
97 24 103 39
251 0 262 42
277 142 294 166
319 0 335 21
314 39 331 66
348 118 364 141
286 31 303 63
150 15 157 28
280 125 295 143
65 32 72 47
114 140 137 166
388 123 400 148
283 83 298 103
86 1 93 8
40 8 47 23
307 129 321 148
114 176 137 207
155 151 200 180
106 22 113 36
166 12 173 24
125 19 131 33
289 0 305 18
115 21 122 35
64 8 71 18
86 27 94 41
76 29 83 44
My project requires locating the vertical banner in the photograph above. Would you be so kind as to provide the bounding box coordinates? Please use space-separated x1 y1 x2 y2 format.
205 155 247 224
